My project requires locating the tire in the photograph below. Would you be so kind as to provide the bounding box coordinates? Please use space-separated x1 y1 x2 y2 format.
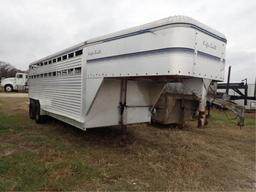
29 102 35 119
4 85 13 92
35 102 45 124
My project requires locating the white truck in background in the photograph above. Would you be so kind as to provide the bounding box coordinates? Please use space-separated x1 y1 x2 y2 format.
1 73 28 92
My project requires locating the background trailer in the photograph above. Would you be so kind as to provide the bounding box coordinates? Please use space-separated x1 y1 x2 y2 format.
28 15 226 130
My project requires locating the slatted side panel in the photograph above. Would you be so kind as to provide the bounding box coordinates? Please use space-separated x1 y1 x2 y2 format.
29 57 83 119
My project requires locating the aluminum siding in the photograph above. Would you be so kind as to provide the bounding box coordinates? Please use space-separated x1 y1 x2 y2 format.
29 56 83 120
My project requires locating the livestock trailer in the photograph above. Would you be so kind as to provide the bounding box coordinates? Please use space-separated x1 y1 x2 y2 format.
28 15 227 130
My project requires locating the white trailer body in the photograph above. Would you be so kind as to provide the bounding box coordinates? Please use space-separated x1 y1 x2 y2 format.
28 16 226 130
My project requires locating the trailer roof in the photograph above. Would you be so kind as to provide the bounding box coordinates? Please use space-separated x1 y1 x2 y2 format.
30 15 226 65
87 15 226 44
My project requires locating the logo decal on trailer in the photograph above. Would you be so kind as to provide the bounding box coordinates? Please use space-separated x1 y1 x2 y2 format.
88 50 102 56
203 41 217 50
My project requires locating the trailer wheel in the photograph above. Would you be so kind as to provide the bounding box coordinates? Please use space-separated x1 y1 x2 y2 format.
35 102 46 124
29 102 35 119
4 85 13 92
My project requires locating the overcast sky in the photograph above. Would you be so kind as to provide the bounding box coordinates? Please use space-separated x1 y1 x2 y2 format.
0 0 255 83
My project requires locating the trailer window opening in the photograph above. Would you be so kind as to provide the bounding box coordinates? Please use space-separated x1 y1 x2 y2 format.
75 50 83 56
53 59 56 63
62 70 68 76
53 72 56 76
68 68 73 75
44 62 47 65
62 55 67 60
68 53 74 58
57 57 62 62
75 67 81 75
49 60 52 64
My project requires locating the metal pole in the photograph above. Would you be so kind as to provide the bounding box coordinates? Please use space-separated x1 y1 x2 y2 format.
226 66 231 95
119 79 127 140
254 77 256 99
244 78 248 106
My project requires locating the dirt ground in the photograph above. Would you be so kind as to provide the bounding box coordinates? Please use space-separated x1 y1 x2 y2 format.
0 93 28 98
0 97 255 191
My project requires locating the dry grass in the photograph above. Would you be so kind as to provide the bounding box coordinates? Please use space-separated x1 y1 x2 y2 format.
0 97 255 191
